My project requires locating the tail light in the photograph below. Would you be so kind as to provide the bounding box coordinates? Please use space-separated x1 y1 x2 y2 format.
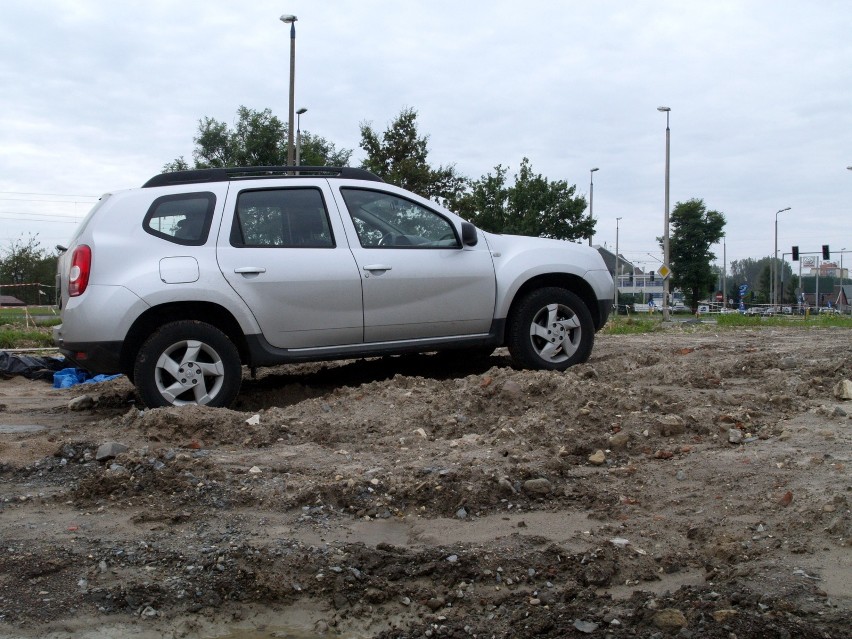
68 245 92 297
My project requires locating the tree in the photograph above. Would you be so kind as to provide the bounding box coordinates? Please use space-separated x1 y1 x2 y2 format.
0 234 57 305
460 158 592 241
359 108 466 204
164 106 352 171
730 256 794 303
664 199 725 312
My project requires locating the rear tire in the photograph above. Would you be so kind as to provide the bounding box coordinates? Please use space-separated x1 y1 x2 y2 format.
134 321 242 408
507 287 594 371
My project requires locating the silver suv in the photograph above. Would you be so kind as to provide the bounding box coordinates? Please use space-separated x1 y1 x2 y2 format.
55 166 613 408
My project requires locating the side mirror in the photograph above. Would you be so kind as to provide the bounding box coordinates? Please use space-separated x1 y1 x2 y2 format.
461 221 478 247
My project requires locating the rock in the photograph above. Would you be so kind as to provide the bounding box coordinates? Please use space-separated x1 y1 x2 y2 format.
95 441 128 462
676 470 687 481
728 428 743 444
245 414 260 425
248 466 262 474
501 380 523 396
779 356 798 370
652 608 687 630
498 477 517 495
833 379 852 400
456 507 468 519
656 415 686 437
608 431 630 449
68 395 95 411
573 620 599 634
712 609 738 622
588 450 606 465
833 405 847 417
426 597 445 611
523 478 553 495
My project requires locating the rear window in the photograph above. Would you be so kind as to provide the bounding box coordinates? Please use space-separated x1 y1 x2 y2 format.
230 187 334 248
143 192 216 245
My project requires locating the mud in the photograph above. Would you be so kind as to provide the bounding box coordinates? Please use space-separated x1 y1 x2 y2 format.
0 325 849 638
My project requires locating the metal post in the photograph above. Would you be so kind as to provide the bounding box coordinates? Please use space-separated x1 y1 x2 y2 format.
588 168 599 246
658 107 671 321
280 15 298 166
722 237 727 308
614 217 622 308
773 207 790 308
296 107 307 166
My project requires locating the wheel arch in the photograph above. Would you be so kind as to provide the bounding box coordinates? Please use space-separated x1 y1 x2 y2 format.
504 273 604 338
120 302 250 377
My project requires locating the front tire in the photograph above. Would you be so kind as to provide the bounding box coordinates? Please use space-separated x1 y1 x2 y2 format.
507 287 594 371
134 321 242 408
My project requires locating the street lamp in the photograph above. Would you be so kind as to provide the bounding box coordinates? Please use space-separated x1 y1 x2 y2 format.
773 206 790 308
280 14 298 166
588 168 599 246
614 217 622 307
657 106 671 321
296 107 307 166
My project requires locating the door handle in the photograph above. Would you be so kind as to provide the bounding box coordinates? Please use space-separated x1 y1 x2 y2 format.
234 267 267 274
363 264 392 272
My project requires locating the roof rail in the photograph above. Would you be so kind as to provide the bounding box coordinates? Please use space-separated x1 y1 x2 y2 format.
142 166 384 188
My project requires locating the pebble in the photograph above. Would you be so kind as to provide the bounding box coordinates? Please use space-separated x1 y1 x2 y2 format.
728 428 744 444
652 608 687 630
95 442 128 462
588 450 606 466
456 507 468 519
676 470 687 481
68 395 95 411
573 620 599 633
523 478 553 495
608 431 630 450
832 379 852 400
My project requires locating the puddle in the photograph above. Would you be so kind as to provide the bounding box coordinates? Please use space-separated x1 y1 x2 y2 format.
0 424 47 434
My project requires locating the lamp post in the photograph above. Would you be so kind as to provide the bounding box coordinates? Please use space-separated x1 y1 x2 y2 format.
657 106 671 321
280 14 298 166
773 207 790 308
614 217 622 308
296 107 307 166
588 168 599 246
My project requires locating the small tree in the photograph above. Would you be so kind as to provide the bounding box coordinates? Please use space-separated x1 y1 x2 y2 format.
359 108 466 204
0 234 57 304
664 199 726 312
462 158 592 241
164 106 352 171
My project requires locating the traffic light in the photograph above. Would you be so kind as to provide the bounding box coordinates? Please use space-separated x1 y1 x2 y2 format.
822 245 830 260
650 271 655 283
629 272 634 284
792 246 799 261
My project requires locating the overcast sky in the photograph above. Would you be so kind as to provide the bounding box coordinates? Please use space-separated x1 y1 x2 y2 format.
1 0 850 273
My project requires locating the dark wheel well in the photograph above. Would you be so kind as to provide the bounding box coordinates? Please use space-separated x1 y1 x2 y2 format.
120 302 248 378
505 274 603 339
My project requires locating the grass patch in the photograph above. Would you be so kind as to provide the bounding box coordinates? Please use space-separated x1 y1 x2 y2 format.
716 313 852 328
0 328 55 349
603 316 663 335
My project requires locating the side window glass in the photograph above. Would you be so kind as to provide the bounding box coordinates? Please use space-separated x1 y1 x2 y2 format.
230 188 334 248
143 193 215 245
340 188 459 248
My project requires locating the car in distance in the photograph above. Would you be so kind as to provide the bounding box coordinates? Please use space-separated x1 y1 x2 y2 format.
54 166 613 408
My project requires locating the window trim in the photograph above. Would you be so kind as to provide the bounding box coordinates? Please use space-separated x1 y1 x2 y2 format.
142 192 216 246
229 186 337 249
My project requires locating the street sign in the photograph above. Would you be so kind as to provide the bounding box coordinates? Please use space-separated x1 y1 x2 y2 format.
657 264 671 279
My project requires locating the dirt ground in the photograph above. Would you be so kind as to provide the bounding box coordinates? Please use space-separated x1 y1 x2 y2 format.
0 324 849 638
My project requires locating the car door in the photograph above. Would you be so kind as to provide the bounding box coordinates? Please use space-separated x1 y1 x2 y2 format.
334 186 496 343
216 183 363 349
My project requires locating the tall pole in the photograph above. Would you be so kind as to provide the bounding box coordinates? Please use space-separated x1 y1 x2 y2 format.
614 217 622 307
773 207 790 308
588 167 599 246
296 107 307 166
723 237 727 309
280 15 298 166
658 107 671 321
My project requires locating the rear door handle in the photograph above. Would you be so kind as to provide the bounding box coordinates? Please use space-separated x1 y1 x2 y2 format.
363 264 392 272
234 267 267 274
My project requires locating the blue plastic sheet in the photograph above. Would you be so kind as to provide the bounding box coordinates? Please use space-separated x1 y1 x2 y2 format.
53 367 122 389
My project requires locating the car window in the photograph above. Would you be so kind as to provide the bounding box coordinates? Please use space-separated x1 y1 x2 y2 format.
143 192 216 246
340 188 459 248
230 188 334 248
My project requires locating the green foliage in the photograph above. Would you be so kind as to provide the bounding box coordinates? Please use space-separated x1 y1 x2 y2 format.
460 158 592 241
602 316 662 334
164 106 352 172
729 256 795 303
0 327 55 349
359 108 467 203
0 235 58 305
663 199 725 311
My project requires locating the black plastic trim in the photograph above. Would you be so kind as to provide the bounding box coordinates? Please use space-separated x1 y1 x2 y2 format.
58 342 124 375
143 166 384 188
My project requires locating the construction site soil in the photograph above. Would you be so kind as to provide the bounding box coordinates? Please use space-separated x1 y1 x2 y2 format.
0 324 849 638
